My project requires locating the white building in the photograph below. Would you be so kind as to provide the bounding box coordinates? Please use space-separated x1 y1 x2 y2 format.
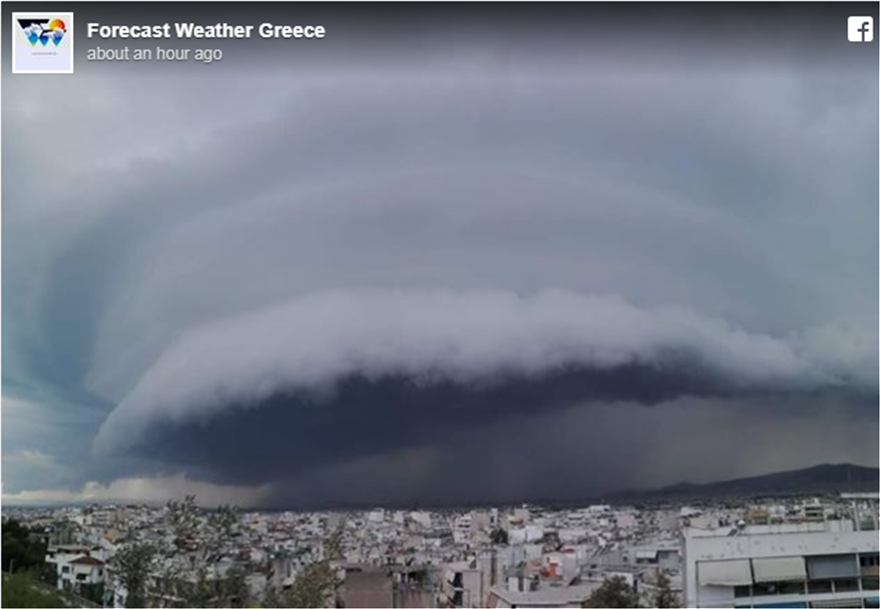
441 562 485 608
62 555 105 590
682 522 879 608
409 511 432 529
46 545 103 591
46 546 105 594
509 525 544 545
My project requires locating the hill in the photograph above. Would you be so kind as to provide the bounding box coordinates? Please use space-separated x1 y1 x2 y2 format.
612 463 879 502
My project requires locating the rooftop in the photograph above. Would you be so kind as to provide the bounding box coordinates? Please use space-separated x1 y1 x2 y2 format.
69 556 105 566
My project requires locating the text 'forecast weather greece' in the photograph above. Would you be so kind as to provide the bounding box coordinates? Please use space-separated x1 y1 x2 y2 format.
85 21 326 64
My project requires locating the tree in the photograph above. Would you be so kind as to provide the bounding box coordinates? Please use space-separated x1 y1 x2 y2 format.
220 566 249 608
113 542 156 608
105 497 247 608
79 582 105 605
652 571 677 609
164 567 250 609
2 519 48 574
266 529 343 609
408 567 430 586
280 561 339 608
167 495 201 552
325 526 344 562
161 497 249 607
171 574 216 608
489 528 509 545
583 576 640 608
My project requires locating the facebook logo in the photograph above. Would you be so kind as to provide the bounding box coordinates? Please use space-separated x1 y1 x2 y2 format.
848 16 873 42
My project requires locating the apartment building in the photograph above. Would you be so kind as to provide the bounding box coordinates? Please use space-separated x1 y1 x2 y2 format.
683 521 879 608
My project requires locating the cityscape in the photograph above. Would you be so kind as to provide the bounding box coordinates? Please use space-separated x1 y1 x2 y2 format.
2 487 879 608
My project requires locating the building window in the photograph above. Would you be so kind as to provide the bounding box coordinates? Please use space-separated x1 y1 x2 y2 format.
806 554 859 580
806 580 832 594
734 585 751 598
753 582 779 596
62 566 70 573
830 578 859 592
776 581 805 595
751 581 805 596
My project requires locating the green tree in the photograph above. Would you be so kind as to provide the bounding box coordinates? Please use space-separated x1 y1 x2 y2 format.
162 498 248 607
285 561 339 608
489 528 509 545
652 571 677 608
408 567 430 586
167 495 201 551
1 572 67 608
113 543 156 608
2 519 48 574
163 568 249 609
264 521 346 607
583 576 640 608
325 527 344 561
221 566 250 608
170 575 215 608
78 582 105 605
111 497 248 608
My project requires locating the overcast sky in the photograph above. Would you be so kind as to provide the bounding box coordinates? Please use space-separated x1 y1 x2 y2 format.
3 53 877 507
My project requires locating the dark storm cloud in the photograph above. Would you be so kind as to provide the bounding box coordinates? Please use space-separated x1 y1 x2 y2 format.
108 369 878 494
99 365 735 484
92 289 877 485
238 395 880 508
3 44 877 503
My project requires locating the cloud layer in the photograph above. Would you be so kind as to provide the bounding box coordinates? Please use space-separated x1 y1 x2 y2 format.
4 52 877 505
93 289 876 485
2 474 273 508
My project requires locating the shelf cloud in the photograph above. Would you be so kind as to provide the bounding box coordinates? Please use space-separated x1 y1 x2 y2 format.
93 289 876 486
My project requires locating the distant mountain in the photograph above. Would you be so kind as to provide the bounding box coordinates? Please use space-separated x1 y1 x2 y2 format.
610 463 879 503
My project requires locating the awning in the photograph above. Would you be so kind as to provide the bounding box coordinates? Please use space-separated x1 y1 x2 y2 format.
636 550 658 561
806 554 859 579
697 559 752 586
751 557 807 583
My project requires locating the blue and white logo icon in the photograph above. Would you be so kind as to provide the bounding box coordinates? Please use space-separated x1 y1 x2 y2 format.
12 12 74 73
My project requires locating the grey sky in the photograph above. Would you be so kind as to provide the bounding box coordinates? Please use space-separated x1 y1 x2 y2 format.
3 57 877 506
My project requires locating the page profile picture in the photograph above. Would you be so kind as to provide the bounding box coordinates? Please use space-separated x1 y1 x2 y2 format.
12 12 74 73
